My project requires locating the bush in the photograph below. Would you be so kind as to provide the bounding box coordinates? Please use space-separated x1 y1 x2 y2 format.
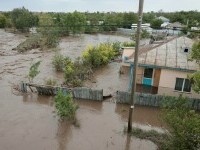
28 61 41 82
55 89 78 120
45 78 57 86
82 43 116 68
52 53 66 72
15 34 59 52
15 34 43 52
11 7 38 32
43 34 59 48
122 41 135 47
162 96 200 150
0 14 6 28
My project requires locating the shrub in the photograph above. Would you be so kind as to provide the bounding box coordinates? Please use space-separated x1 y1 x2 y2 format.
28 61 41 82
55 89 78 120
0 14 6 28
52 53 65 72
43 34 59 48
122 41 135 47
15 34 43 52
45 78 57 86
162 96 200 150
82 43 116 68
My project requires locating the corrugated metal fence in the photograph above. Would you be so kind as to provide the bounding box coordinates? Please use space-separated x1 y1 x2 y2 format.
21 82 103 101
116 91 200 110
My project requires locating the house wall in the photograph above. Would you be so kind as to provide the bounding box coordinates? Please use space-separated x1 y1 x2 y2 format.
158 69 200 99
120 65 144 84
153 69 161 87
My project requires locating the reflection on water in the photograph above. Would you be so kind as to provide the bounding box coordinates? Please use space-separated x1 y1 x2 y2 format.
115 103 163 126
22 94 54 106
56 120 72 150
124 134 131 150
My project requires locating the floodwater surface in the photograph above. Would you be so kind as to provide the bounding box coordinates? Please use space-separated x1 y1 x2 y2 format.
0 29 164 150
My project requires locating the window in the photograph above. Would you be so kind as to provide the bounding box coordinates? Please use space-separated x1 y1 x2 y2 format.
144 68 153 78
184 47 189 53
175 78 191 92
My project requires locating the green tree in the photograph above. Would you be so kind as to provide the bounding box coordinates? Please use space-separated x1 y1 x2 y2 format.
189 71 200 94
0 13 6 28
190 41 200 65
188 41 200 93
162 96 200 150
11 7 38 32
151 19 163 29
28 61 41 82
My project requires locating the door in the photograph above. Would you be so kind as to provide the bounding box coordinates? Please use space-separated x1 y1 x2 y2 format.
143 68 153 86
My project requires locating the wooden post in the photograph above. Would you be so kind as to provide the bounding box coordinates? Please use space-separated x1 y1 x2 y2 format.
128 0 144 133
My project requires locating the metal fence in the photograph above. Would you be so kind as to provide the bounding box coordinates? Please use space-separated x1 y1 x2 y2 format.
116 91 200 110
20 82 103 101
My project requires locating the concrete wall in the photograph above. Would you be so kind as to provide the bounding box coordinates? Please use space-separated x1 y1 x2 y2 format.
158 69 200 99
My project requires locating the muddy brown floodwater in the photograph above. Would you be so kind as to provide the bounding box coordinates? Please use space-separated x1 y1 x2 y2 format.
0 29 164 150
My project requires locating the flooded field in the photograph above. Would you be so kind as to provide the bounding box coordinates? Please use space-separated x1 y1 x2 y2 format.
0 29 164 150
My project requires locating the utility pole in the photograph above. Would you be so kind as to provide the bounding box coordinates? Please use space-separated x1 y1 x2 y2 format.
128 0 144 132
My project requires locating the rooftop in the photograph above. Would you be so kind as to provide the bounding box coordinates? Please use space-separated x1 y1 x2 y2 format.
123 36 200 71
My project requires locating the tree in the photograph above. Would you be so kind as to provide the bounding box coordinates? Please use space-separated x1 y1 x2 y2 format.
11 7 38 32
162 96 200 150
189 71 200 94
28 61 41 82
0 14 6 28
190 41 200 65
188 41 200 94
151 19 163 29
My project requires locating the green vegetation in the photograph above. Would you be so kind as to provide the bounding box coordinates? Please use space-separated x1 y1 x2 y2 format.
15 34 58 52
151 19 163 29
162 96 200 150
188 41 200 93
52 42 121 87
45 78 57 86
10 7 38 32
15 34 43 52
122 41 135 47
188 71 200 94
55 89 78 120
82 43 116 68
128 128 169 150
190 41 200 65
28 61 41 82
0 14 6 28
128 96 200 150
52 52 66 72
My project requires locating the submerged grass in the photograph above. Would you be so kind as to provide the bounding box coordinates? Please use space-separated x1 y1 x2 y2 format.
125 127 170 150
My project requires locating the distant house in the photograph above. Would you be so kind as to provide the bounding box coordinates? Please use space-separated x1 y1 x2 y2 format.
157 16 170 23
161 22 170 28
191 27 200 31
166 22 186 30
121 36 200 99
131 23 153 33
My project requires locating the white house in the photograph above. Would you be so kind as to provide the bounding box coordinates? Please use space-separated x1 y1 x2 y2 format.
157 16 170 23
131 23 153 33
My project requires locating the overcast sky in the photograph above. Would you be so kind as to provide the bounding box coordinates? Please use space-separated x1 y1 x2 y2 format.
0 0 200 12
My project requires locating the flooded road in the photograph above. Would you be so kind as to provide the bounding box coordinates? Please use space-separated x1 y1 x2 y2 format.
0 29 164 150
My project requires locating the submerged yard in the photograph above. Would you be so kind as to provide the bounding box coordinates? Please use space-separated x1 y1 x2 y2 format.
0 29 166 150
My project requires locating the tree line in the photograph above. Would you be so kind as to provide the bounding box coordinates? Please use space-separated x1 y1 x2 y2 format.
0 7 200 33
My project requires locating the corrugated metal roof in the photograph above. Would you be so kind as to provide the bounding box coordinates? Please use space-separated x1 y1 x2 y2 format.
123 36 200 71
